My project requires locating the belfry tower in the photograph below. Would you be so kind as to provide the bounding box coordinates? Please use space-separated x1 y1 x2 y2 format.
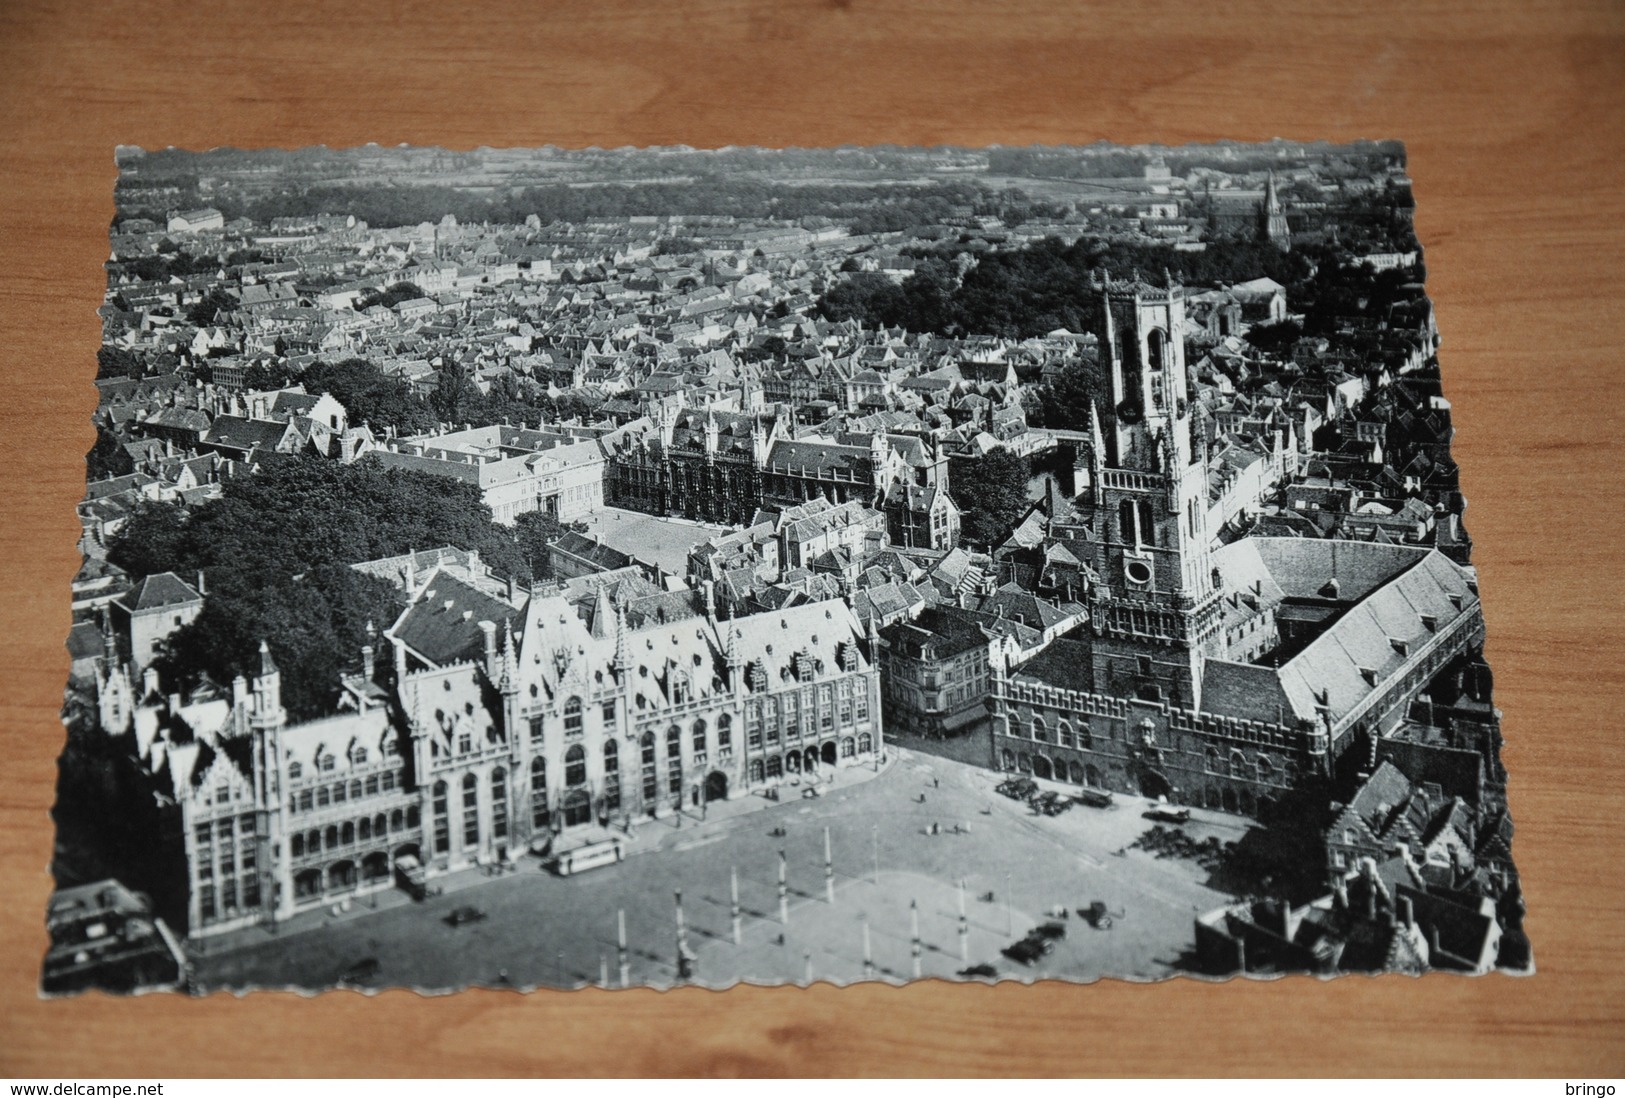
1263 170 1291 252
1085 273 1223 709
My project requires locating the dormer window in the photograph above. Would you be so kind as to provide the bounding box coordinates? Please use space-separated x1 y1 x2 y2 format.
288 761 303 781
1359 667 1378 686
1388 638 1408 657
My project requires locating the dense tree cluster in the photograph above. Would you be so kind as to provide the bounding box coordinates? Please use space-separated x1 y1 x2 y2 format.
105 456 541 720
118 177 1002 237
356 281 424 311
948 449 1034 547
819 237 1314 339
86 421 134 481
96 346 145 381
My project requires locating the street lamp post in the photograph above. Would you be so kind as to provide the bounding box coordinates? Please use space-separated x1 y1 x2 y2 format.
617 908 630 988
824 826 835 904
675 888 692 981
730 864 742 945
910 899 922 979
958 878 969 963
862 914 874 980
778 849 789 925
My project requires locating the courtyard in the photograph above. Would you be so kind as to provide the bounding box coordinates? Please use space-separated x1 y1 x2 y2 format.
572 505 734 576
192 749 1254 993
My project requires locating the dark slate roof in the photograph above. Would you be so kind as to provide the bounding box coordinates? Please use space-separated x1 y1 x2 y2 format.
119 571 202 613
389 571 519 667
1012 637 1095 693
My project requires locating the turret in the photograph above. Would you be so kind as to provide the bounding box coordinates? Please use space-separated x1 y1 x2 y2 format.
868 433 888 493
250 640 285 732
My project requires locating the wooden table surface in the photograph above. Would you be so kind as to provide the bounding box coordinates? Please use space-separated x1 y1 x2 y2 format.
2 0 1622 1078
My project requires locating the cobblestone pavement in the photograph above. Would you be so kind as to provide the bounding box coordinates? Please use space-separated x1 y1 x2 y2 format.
192 748 1254 992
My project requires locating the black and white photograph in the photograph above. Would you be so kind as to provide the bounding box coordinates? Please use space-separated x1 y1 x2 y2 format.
50 140 1529 995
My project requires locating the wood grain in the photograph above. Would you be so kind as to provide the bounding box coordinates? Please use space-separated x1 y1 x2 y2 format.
1 0 1622 1077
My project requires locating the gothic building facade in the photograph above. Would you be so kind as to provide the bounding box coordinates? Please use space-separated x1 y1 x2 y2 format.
91 573 883 940
605 407 776 526
990 275 1492 816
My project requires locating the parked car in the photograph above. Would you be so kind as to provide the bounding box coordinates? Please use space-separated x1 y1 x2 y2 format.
446 905 488 927
997 777 1038 801
1034 921 1068 941
338 957 380 985
957 963 999 979
1082 901 1114 930
1145 805 1191 824
1002 938 1046 966
1076 787 1114 809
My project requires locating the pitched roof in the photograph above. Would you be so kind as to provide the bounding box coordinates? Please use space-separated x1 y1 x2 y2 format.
388 568 521 667
119 571 202 613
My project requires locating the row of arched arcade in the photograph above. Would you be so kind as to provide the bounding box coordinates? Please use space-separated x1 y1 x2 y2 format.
291 842 421 902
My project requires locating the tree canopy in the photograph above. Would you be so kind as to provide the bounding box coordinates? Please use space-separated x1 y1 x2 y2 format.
949 449 1033 547
106 456 533 719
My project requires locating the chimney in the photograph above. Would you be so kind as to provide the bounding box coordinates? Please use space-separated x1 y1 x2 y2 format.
361 644 375 682
196 569 207 597
478 620 498 678
143 665 161 697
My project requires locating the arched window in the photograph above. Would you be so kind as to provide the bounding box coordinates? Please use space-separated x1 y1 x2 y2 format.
1205 747 1221 774
667 725 682 758
530 758 549 829
291 833 305 858
1139 501 1155 548
317 786 331 808
1256 755 1275 785
1147 328 1166 373
350 779 363 801
1057 720 1073 748
717 713 733 751
491 768 508 841
857 732 872 754
325 825 339 849
1229 750 1246 779
288 761 303 781
640 732 656 767
391 808 404 832
461 773 479 847
748 758 765 784
841 736 855 758
341 821 355 846
1119 499 1136 546
602 743 620 812
406 805 420 828
565 744 587 788
692 718 707 754
766 755 783 780
1032 716 1050 744
359 817 372 842
564 697 583 739
1078 723 1092 749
